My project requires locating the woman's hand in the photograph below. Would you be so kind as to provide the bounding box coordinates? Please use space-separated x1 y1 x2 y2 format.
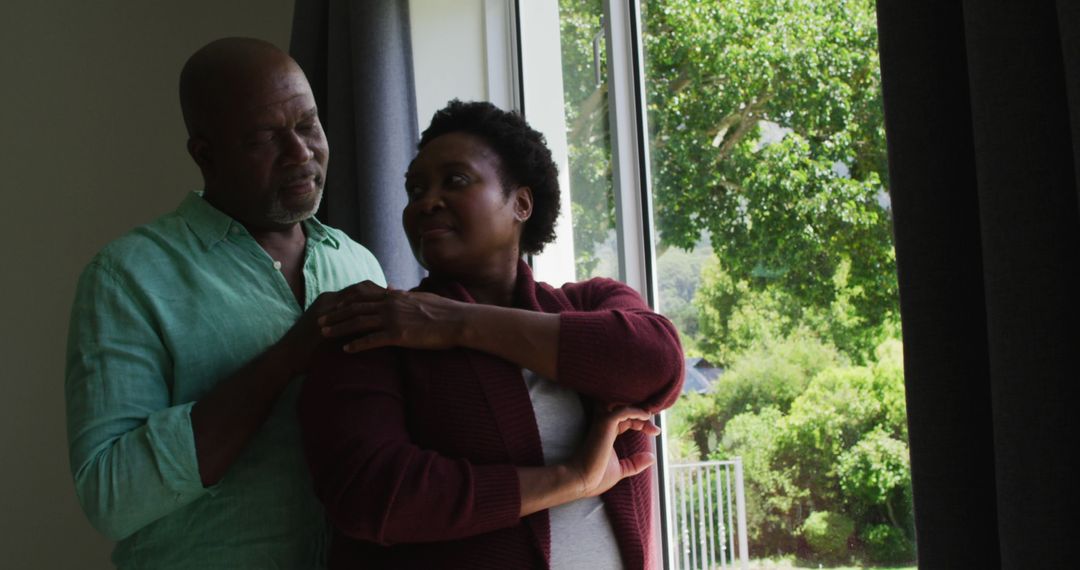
318 282 467 352
567 406 660 498
517 406 660 517
317 283 560 379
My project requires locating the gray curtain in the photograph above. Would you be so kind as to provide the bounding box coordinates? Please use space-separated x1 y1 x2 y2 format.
290 0 425 288
877 1 1080 567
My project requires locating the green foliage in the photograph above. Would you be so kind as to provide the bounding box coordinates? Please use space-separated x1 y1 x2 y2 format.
859 524 916 564
837 428 911 523
639 0 896 334
663 391 715 461
560 0 897 325
558 0 615 278
694 256 897 366
666 337 912 560
777 366 885 505
718 408 804 553
657 244 715 339
800 511 855 562
870 338 909 439
694 258 789 365
559 0 898 359
708 333 842 436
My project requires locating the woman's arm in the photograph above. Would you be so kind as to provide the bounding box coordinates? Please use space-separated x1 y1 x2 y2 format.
518 406 659 516
322 288 562 379
319 278 684 410
299 346 658 545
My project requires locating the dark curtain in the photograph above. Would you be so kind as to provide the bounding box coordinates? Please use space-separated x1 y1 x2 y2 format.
290 0 425 288
877 1 1080 568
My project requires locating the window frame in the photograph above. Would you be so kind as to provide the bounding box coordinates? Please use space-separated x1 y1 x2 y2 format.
509 1 676 566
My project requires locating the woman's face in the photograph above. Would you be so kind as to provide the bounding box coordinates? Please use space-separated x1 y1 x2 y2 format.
402 131 532 278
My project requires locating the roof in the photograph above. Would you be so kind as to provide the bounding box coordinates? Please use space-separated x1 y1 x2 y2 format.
682 357 724 394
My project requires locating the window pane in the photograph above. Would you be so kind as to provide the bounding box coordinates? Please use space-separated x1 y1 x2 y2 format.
558 0 621 281
640 0 916 567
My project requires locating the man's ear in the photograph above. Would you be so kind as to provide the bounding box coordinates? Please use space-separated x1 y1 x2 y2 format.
512 186 533 223
187 137 212 173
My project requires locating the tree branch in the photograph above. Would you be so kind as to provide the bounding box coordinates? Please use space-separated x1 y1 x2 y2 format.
568 83 609 144
714 94 774 164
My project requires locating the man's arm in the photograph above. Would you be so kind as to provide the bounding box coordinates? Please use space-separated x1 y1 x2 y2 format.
65 262 337 539
189 291 337 486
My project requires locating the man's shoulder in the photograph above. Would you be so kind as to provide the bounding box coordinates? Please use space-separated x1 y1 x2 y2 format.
93 211 192 268
80 209 200 291
313 223 386 285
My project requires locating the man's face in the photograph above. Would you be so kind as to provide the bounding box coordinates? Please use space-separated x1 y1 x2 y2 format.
199 62 329 229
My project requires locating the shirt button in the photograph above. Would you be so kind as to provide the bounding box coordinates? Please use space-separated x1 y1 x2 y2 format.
273 260 282 271
231 226 242 235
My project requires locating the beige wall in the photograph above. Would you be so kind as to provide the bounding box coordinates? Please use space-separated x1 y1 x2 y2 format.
409 0 488 126
0 1 295 566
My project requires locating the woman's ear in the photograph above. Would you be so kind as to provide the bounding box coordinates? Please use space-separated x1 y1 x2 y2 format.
512 186 534 223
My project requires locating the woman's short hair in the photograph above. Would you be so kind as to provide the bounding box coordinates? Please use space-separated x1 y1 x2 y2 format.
418 100 560 255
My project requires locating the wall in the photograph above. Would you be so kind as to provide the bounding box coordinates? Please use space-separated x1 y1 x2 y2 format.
409 0 489 126
0 1 295 566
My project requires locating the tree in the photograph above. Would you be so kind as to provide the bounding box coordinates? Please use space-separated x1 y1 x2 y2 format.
642 0 895 330
693 255 892 365
559 0 897 339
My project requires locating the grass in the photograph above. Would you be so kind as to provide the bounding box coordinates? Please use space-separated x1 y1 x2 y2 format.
747 557 916 570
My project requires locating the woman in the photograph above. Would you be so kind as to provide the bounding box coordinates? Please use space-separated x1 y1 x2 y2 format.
299 100 684 569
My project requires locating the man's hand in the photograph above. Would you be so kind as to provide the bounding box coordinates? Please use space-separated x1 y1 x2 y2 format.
318 284 467 352
192 284 369 487
276 286 364 374
567 406 660 498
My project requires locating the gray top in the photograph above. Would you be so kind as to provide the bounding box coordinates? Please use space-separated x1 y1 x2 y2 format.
523 369 623 569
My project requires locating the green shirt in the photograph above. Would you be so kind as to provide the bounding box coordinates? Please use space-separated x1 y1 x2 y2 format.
65 193 385 569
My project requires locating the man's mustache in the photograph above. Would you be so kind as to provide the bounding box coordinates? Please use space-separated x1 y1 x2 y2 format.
281 168 324 187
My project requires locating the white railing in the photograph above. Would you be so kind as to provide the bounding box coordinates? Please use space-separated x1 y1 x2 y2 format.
669 458 750 570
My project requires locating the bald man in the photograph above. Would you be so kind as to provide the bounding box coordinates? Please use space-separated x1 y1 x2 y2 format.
65 38 385 568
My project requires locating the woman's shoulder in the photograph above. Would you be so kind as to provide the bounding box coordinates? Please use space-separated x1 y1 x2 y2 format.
305 343 406 391
536 276 643 311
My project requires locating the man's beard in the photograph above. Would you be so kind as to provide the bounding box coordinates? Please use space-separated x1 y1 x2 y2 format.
266 185 324 225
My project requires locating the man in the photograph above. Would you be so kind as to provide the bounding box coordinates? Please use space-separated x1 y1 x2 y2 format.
65 37 384 568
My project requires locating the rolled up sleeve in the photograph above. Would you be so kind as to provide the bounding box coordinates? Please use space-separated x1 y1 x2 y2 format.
65 261 212 540
557 278 685 411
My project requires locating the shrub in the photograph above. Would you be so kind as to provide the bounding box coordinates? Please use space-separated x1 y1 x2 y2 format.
800 511 854 562
717 408 805 554
776 366 882 506
837 427 911 521
871 338 909 438
860 524 916 564
710 332 843 435
665 392 716 461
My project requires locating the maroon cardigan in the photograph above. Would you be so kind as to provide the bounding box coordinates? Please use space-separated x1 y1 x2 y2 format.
299 261 684 569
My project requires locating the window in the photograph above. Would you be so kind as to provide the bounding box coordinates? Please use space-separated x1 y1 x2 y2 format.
521 1 915 568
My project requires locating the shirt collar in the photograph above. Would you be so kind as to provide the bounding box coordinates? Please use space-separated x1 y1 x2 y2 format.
302 213 340 249
178 191 340 250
